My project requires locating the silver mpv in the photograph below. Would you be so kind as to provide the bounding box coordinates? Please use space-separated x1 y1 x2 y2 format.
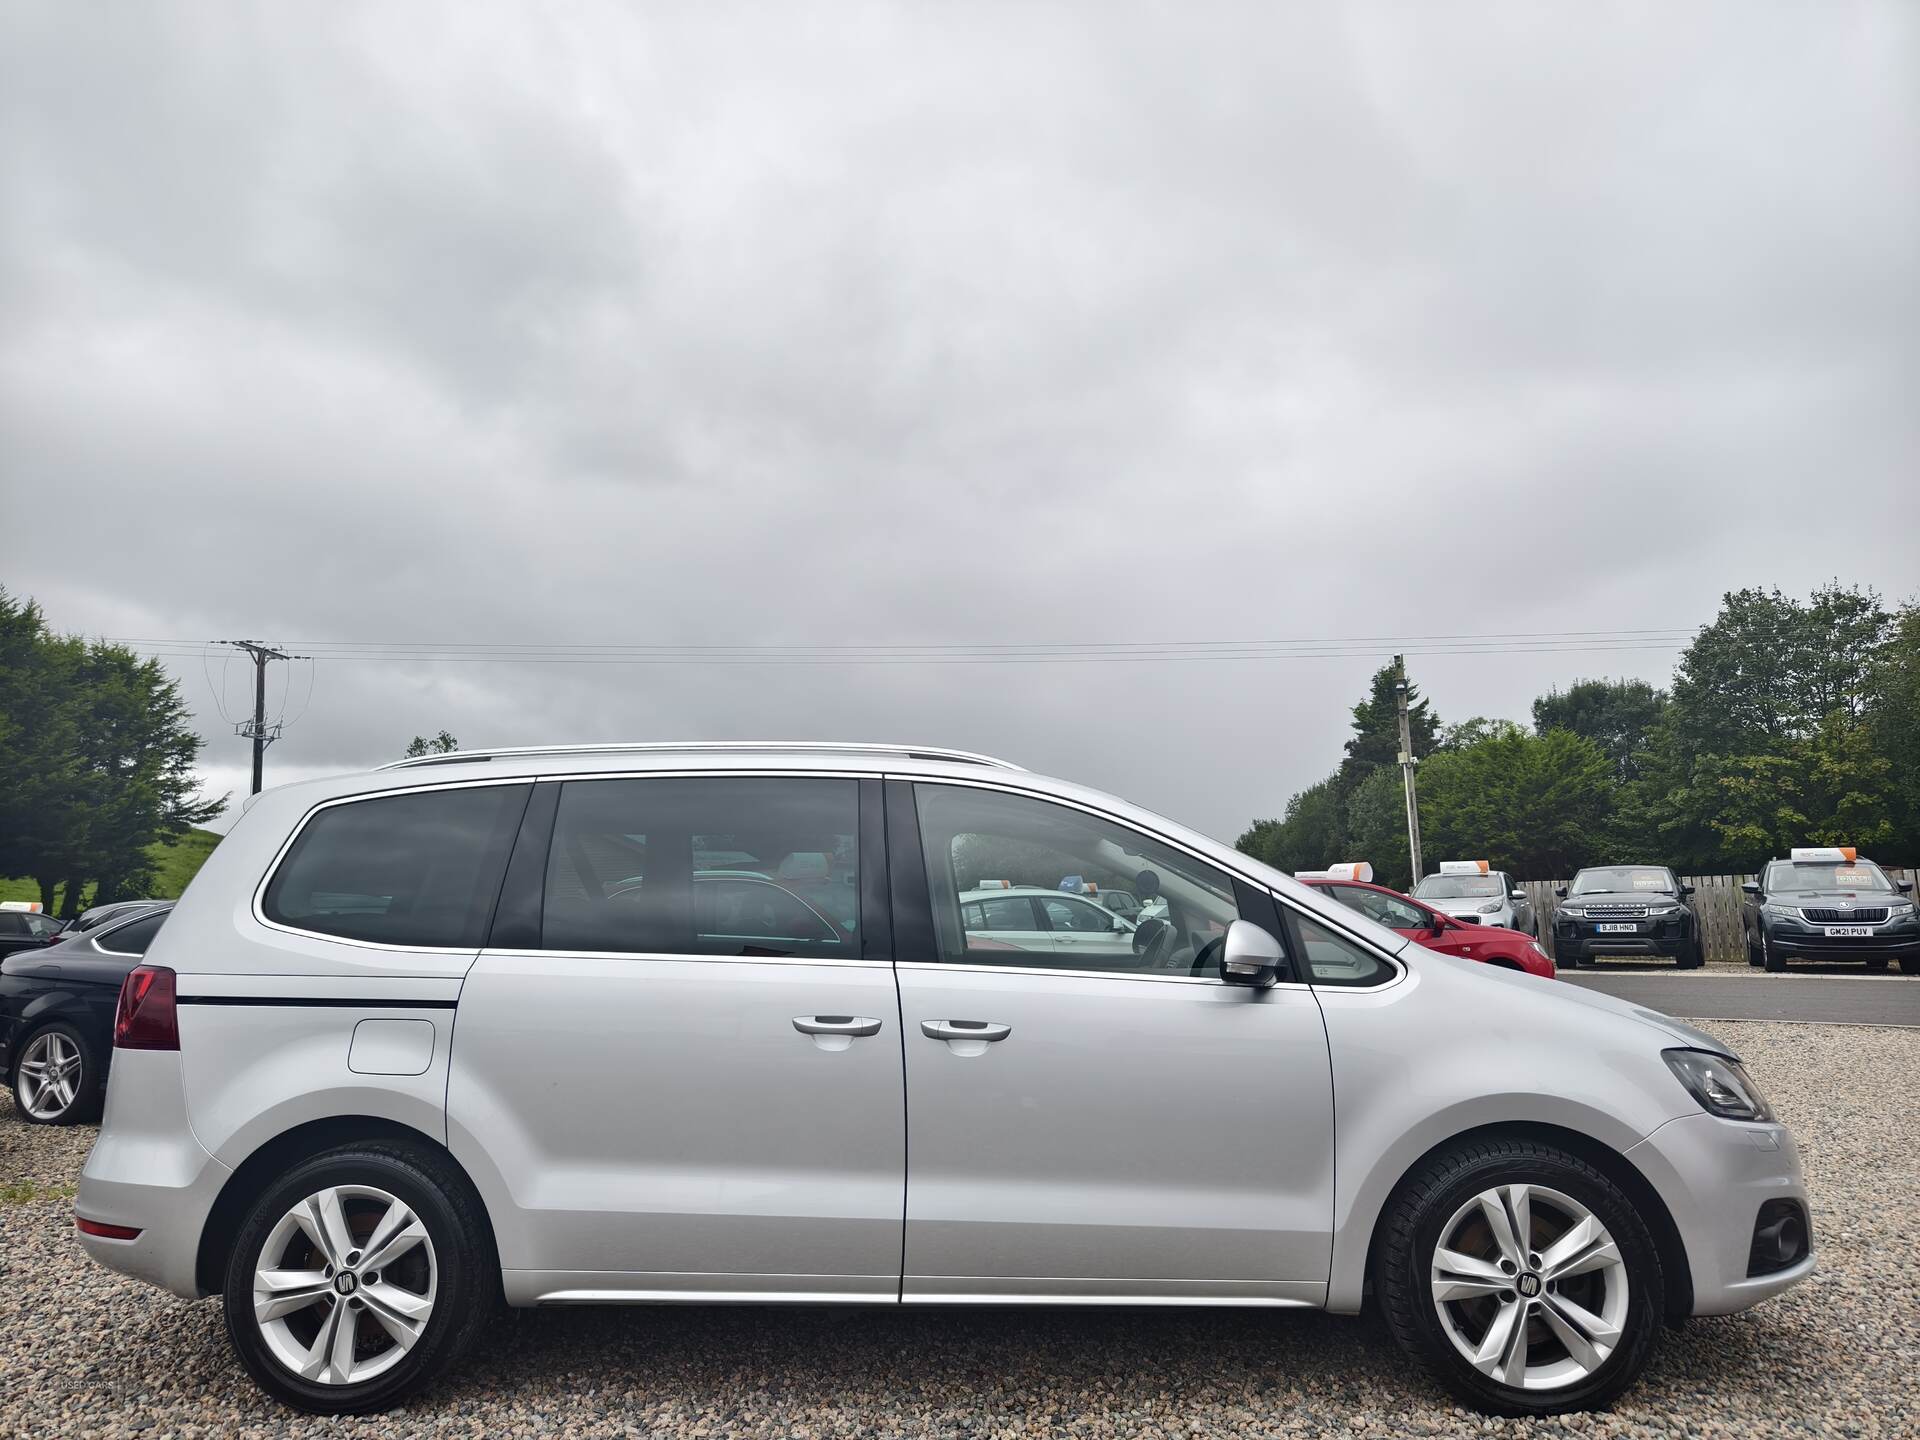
76 743 1813 1417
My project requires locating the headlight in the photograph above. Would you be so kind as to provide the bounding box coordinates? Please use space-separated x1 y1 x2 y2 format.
1647 904 1681 916
1528 940 1550 959
1557 906 1585 920
1477 901 1503 914
1664 1049 1775 1122
1889 900 1916 918
1761 903 1800 920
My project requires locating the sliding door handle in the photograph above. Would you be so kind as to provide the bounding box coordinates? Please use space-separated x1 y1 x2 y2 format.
793 1016 883 1037
921 1019 1012 1042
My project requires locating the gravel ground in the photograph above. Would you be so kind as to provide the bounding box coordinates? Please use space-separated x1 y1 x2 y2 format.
3 1021 1915 1440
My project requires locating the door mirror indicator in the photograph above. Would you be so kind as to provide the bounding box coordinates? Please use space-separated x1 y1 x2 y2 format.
1219 919 1283 987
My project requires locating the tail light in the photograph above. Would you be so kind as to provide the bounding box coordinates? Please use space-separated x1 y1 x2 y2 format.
76 1216 142 1240
114 965 179 1050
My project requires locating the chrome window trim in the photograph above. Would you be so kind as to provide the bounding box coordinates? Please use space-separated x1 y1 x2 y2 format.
250 775 536 954
896 960 1311 990
479 948 890 969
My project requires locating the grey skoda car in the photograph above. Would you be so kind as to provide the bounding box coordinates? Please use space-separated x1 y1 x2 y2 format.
74 743 1812 1417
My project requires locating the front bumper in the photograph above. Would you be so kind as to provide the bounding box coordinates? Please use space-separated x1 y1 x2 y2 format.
1760 919 1920 961
74 1047 229 1299
1626 1112 1814 1316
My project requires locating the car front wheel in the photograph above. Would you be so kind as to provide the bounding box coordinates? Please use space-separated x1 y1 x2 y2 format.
223 1142 495 1414
1375 1136 1664 1416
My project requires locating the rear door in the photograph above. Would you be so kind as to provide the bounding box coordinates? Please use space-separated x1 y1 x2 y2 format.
447 774 906 1303
892 780 1335 1305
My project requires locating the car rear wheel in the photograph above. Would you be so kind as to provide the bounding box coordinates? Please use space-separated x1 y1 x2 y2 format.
1902 956 1920 976
223 1142 495 1414
11 1022 103 1125
1375 1136 1663 1416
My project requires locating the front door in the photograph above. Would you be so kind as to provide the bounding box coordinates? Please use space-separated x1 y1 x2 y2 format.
891 781 1335 1305
448 775 905 1303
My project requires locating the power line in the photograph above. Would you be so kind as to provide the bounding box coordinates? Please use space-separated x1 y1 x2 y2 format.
214 641 310 793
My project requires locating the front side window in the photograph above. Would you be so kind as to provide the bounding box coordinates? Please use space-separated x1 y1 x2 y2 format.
262 784 529 948
1295 914 1396 987
542 777 859 958
914 783 1243 976
24 912 61 938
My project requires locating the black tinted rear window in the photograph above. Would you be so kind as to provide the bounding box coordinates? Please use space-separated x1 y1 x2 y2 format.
263 785 529 947
97 910 167 955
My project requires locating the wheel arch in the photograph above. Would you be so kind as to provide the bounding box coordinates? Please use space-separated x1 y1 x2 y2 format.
194 1114 500 1296
1353 1120 1692 1322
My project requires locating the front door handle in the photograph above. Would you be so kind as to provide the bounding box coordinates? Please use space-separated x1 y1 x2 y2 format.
921 1019 1012 1042
793 1015 882 1037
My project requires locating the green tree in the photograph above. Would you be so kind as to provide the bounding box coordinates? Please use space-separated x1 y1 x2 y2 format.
1344 767 1413 889
1867 602 1920 858
1338 663 1440 792
1236 776 1345 875
1420 729 1614 879
0 592 224 913
1532 678 1669 784
404 730 459 757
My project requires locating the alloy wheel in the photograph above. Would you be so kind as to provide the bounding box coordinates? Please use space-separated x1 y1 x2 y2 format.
1429 1183 1630 1391
252 1184 438 1386
16 1031 82 1119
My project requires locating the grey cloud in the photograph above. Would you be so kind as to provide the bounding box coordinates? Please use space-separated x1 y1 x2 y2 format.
3 0 1916 840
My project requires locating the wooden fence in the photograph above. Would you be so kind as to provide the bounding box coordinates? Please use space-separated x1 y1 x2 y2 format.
1520 869 1918 965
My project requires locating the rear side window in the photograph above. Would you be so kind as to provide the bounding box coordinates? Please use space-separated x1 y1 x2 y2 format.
262 784 529 948
540 776 859 958
96 910 166 955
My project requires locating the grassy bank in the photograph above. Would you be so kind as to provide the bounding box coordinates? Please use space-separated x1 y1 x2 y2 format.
0 826 223 912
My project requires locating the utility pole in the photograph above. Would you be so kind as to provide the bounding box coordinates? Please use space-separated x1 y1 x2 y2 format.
216 641 307 794
1395 653 1425 884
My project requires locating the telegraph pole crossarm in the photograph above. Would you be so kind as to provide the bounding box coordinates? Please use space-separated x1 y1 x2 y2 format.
214 640 308 794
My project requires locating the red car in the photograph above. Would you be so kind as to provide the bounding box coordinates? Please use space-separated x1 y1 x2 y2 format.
1299 875 1556 978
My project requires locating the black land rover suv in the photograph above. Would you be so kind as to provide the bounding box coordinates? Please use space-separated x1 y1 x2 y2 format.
1553 865 1701 968
1742 850 1918 973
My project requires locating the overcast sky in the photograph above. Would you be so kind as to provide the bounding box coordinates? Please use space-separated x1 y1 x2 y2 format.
3 1 1917 841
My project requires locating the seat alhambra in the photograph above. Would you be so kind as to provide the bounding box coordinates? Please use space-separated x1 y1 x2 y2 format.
75 743 1812 1417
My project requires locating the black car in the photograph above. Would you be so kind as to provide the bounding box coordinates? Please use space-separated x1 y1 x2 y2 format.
1742 849 1918 974
0 907 66 958
1552 865 1702 968
0 903 172 1125
63 899 166 938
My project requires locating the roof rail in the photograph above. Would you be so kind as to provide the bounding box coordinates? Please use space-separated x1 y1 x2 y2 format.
378 741 1024 772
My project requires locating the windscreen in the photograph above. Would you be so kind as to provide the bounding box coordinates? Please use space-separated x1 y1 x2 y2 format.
1414 875 1502 899
1570 867 1675 896
1767 860 1891 893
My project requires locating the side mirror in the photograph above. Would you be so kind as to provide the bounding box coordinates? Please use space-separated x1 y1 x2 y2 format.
1112 916 1130 933
1741 882 1761 897
1898 880 1914 895
1554 885 1568 899
1219 919 1283 987
1510 888 1525 900
1428 915 1449 936
1679 885 1696 898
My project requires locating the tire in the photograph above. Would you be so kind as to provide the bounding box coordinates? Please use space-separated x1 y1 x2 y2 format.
1557 950 1579 970
1763 934 1786 973
1677 940 1705 970
1746 934 1764 968
10 1021 104 1125
223 1141 496 1414
1902 956 1920 976
1374 1136 1665 1417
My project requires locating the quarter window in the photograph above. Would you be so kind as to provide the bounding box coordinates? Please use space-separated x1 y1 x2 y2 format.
1295 914 1395 987
262 784 529 948
913 783 1244 976
1329 885 1427 929
540 777 859 958
96 910 166 955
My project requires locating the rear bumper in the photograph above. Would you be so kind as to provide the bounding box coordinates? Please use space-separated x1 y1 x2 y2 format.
1626 1112 1814 1316
74 1047 228 1299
